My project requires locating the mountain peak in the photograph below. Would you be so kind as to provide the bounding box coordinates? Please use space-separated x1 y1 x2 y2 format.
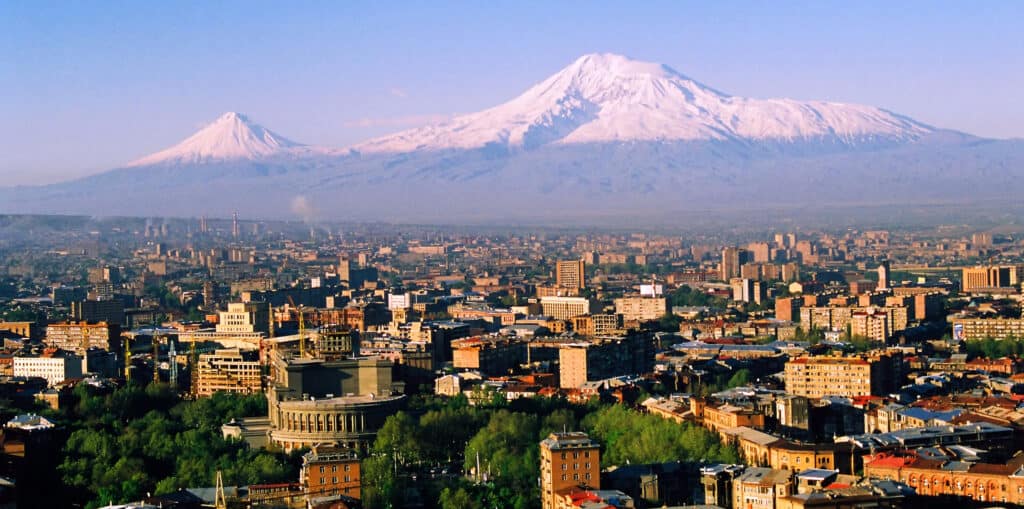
125 112 307 167
567 53 675 79
354 53 932 153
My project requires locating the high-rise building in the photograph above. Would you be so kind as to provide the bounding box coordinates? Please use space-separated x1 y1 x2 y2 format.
961 266 1013 292
775 297 801 322
540 432 601 509
555 260 586 290
721 247 742 281
877 261 891 291
70 299 124 326
232 211 239 238
747 242 771 263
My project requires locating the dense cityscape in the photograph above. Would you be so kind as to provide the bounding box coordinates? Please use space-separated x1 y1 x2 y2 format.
1 215 1024 508
6 3 1024 509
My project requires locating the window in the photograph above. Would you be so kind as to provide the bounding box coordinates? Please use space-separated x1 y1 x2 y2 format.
320 477 325 484
573 473 579 480
561 452 566 460
319 466 325 473
344 464 350 472
561 464 567 471
344 476 350 482
561 474 567 481
332 465 338 472
332 477 338 484
574 463 579 470
585 473 591 480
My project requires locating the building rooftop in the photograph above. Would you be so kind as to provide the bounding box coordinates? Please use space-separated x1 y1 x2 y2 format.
541 432 600 451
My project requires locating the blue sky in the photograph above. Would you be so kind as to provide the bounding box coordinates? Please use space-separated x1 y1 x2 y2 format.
2 1 1022 184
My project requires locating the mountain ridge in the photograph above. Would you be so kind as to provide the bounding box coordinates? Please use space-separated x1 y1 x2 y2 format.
352 53 936 154
1 53 1020 223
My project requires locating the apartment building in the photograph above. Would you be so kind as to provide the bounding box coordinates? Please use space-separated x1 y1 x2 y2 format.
45 321 120 353
540 296 598 321
558 333 652 389
451 336 526 376
540 432 601 509
613 295 667 322
951 317 1024 341
733 467 794 509
555 260 586 290
783 355 896 398
301 446 361 500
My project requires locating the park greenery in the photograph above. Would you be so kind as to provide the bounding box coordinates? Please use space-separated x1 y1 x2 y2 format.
44 383 739 508
670 285 727 309
56 384 298 508
363 394 740 509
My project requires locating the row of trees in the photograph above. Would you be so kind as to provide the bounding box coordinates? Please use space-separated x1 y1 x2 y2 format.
965 336 1024 359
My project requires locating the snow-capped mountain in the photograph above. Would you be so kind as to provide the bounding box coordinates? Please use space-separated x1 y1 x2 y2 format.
354 53 933 153
3 53 1022 224
126 112 329 167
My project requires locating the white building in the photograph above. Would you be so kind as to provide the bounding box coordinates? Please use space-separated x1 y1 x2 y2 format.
388 292 412 310
13 352 83 386
216 302 269 334
539 296 597 321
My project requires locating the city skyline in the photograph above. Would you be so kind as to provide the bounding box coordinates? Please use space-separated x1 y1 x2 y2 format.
3 1 1024 185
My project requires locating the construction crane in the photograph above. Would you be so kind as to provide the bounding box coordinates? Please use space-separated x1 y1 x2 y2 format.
190 337 198 395
287 296 306 358
214 470 227 509
152 329 161 383
168 339 178 390
124 336 132 382
80 324 90 354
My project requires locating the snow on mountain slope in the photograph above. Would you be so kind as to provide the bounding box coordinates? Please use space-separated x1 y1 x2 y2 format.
354 53 933 153
126 112 329 167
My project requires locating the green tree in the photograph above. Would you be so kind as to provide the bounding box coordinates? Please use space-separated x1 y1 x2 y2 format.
726 369 751 389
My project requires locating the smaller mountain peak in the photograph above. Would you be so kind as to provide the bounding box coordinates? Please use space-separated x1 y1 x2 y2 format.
217 111 250 123
125 112 308 167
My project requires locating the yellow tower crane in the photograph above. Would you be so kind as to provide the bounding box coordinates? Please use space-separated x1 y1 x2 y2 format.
124 336 132 382
153 329 161 383
287 296 306 358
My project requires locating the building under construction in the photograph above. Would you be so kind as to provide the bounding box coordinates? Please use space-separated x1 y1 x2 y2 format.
193 348 262 397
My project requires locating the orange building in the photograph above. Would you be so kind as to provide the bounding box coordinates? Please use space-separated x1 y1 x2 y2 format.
301 446 361 499
703 404 766 433
540 432 601 509
864 452 1024 505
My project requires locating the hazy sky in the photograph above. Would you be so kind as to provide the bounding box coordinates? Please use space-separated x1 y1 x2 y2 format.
2 1 1022 185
